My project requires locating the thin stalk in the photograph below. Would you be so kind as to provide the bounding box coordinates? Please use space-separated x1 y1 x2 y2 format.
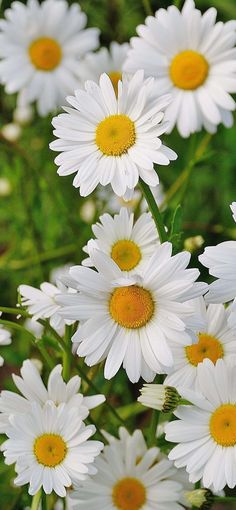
0 306 29 318
139 178 167 242
31 490 42 510
62 325 72 381
142 0 152 15
215 496 236 502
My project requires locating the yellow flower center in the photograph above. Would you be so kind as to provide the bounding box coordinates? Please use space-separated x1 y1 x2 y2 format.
95 114 136 156
108 71 122 96
34 434 67 467
111 240 141 271
109 285 154 329
169 50 209 90
112 477 146 510
210 404 236 447
185 333 224 367
29 37 62 71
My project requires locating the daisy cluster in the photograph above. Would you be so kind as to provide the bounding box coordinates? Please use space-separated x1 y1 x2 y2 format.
0 0 236 509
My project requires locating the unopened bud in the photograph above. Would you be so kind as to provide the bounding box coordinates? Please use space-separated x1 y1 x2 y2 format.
1 123 21 142
185 489 214 509
138 384 181 413
184 235 204 253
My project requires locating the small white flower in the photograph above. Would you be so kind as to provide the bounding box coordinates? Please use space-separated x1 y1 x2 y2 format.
69 427 190 510
50 70 177 197
82 207 159 274
0 177 12 197
18 277 75 336
1 123 22 142
138 383 181 412
77 42 130 95
124 0 236 137
165 359 236 491
165 298 236 390
0 313 12 367
0 359 105 433
1 400 103 496
57 243 207 382
0 0 100 116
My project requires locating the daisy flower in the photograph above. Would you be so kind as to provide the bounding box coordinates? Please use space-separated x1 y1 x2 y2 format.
0 0 99 116
199 202 236 327
18 276 75 336
82 207 159 274
0 359 105 433
165 359 236 491
165 299 236 390
124 0 236 137
0 313 12 367
69 427 189 510
1 400 103 496
57 244 207 383
50 70 177 197
77 42 129 96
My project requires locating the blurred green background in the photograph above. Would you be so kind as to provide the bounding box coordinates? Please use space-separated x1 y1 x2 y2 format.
0 0 236 508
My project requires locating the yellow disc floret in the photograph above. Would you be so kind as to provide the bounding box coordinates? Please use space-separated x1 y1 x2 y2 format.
34 433 67 467
109 285 154 329
170 50 209 90
112 477 146 510
210 404 236 447
185 333 224 367
29 37 62 71
111 240 141 271
96 114 136 156
108 71 122 96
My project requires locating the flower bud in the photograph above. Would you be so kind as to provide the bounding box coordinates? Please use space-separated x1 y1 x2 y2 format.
138 384 181 413
1 123 21 142
185 489 214 509
184 235 204 253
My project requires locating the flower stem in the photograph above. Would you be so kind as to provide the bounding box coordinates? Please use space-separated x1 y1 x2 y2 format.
31 490 42 510
62 325 72 381
139 178 168 243
142 0 152 15
215 496 236 502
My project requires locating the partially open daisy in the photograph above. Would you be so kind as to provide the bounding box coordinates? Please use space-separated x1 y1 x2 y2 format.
165 300 236 390
166 359 236 491
199 202 236 328
124 0 236 137
57 244 207 382
82 208 159 274
18 277 75 336
0 313 12 367
69 427 187 510
1 401 103 496
0 0 99 116
0 359 105 434
77 42 129 96
50 70 177 197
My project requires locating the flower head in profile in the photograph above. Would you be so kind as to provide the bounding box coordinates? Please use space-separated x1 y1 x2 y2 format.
199 202 236 328
82 207 159 274
138 383 181 413
57 243 207 383
165 298 236 390
165 359 236 491
1 401 103 496
124 0 236 137
50 70 177 197
69 427 190 510
0 0 100 116
77 41 129 96
0 359 105 434
0 313 12 367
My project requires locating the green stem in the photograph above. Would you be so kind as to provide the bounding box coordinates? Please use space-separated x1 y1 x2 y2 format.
0 306 29 318
3 244 77 270
139 178 168 243
31 490 42 510
148 410 160 447
62 325 72 381
142 0 152 15
160 133 212 209
215 496 236 502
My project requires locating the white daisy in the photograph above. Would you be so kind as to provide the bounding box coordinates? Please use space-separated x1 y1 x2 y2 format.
50 70 177 197
0 313 12 367
18 277 75 336
69 427 189 510
57 243 207 383
165 299 236 390
82 207 159 274
0 0 100 116
1 400 103 496
77 42 129 96
0 359 105 434
199 202 236 327
124 0 236 137
165 359 236 491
